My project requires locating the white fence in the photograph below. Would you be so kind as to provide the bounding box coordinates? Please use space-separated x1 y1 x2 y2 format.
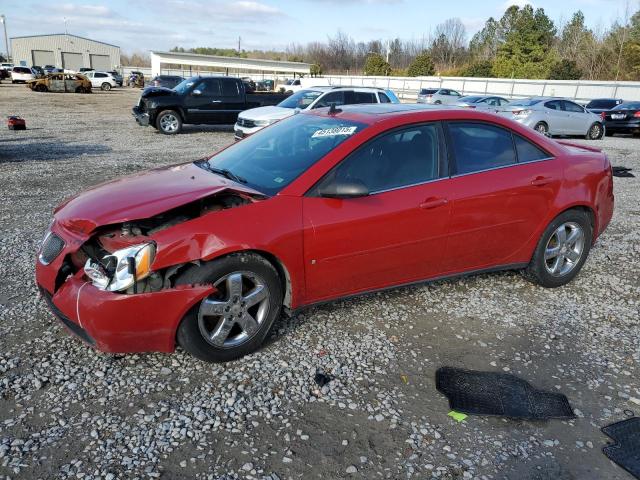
121 66 640 103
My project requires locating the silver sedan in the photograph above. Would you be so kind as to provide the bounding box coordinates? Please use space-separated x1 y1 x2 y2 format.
454 95 510 110
498 97 604 140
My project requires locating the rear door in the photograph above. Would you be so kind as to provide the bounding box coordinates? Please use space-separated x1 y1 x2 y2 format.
441 121 562 273
302 123 452 301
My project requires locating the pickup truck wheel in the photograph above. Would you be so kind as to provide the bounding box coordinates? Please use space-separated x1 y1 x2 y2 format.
175 253 283 362
101 82 111 91
156 110 182 134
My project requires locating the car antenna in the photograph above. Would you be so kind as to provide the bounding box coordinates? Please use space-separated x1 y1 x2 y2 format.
328 102 342 115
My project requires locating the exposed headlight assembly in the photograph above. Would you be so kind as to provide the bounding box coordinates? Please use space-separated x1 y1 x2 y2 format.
254 119 278 127
84 243 155 292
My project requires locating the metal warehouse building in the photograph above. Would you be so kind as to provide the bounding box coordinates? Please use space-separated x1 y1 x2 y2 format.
10 34 120 71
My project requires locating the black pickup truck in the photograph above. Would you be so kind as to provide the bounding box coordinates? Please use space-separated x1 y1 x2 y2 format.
132 76 290 134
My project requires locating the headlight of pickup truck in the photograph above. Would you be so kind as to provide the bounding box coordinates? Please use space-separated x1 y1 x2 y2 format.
84 243 155 292
254 119 278 127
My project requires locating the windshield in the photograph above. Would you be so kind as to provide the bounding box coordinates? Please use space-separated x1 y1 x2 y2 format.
199 114 367 196
459 96 484 103
173 77 197 94
278 89 323 109
507 99 543 107
614 102 640 110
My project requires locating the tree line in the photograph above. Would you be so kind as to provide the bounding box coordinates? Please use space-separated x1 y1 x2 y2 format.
123 5 640 81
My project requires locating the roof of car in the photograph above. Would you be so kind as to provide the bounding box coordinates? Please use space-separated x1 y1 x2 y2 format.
302 86 387 92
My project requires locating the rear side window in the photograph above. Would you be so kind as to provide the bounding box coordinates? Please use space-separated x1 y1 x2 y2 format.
420 89 438 95
514 135 549 162
544 100 563 111
448 122 516 175
220 78 239 96
348 91 377 104
322 124 443 193
96 73 107 78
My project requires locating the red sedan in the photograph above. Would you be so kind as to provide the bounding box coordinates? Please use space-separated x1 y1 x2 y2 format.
36 104 615 362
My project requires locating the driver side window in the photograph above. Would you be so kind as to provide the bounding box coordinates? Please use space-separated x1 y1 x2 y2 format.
321 124 444 194
197 79 221 97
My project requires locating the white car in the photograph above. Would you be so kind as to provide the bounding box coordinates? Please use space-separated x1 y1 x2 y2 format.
234 87 400 140
417 88 463 105
11 66 35 83
83 71 118 91
1 63 14 71
276 78 304 93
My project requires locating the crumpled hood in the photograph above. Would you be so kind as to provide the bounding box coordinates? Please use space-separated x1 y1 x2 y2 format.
54 162 257 234
141 86 176 98
238 105 296 122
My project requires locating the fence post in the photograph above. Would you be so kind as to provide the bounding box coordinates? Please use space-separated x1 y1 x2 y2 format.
461 78 466 95
510 79 515 98
574 82 580 101
613 83 619 99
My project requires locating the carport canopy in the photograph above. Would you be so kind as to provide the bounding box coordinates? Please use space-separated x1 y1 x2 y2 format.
150 51 311 77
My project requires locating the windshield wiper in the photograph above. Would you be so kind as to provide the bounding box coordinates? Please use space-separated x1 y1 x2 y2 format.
201 163 247 184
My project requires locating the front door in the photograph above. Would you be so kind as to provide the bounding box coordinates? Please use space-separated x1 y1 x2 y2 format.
303 123 451 302
184 78 222 123
441 121 562 273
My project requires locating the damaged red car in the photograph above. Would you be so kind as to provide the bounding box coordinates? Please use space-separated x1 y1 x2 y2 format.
36 104 615 362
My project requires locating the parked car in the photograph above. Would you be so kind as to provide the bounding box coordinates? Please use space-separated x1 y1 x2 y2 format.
31 66 45 78
1 62 14 71
10 66 35 83
128 71 145 88
107 70 123 87
586 98 623 115
241 77 257 92
79 68 94 73
499 97 604 140
454 95 510 110
37 104 614 362
150 75 183 89
255 79 274 91
83 71 118 91
601 101 640 136
277 78 303 93
234 87 399 139
0 68 8 81
43 65 57 74
132 76 291 134
417 88 463 105
26 73 92 93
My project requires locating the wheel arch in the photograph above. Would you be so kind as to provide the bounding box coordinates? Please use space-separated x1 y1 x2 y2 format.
551 204 597 241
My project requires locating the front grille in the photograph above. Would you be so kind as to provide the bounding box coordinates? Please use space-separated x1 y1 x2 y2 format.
237 118 255 128
39 287 96 346
39 233 65 265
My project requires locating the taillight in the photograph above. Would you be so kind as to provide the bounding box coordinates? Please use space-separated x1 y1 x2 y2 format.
427 94 432 98
633 111 640 118
513 109 532 116
601 112 606 120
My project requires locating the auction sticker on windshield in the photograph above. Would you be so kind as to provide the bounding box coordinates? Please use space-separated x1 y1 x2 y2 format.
312 126 358 138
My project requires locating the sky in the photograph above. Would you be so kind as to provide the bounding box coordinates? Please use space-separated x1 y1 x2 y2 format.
1 0 636 54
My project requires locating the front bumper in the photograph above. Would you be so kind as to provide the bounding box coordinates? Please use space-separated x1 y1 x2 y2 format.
35 224 215 353
132 106 150 127
234 123 263 140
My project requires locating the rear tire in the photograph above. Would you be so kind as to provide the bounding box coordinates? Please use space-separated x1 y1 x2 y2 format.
175 253 283 362
586 122 604 140
35 84 48 92
101 82 111 91
156 110 183 134
534 122 549 136
523 209 592 288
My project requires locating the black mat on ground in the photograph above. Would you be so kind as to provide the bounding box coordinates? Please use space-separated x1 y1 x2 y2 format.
435 367 575 420
602 417 640 479
613 166 635 178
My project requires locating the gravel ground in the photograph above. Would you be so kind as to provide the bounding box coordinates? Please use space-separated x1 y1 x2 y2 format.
0 82 638 480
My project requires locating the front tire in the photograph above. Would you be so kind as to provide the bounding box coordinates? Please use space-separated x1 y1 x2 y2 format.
524 209 592 288
586 122 604 140
175 253 283 362
101 82 111 91
156 110 182 134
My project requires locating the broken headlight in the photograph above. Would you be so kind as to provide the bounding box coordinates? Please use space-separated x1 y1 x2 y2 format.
84 243 155 292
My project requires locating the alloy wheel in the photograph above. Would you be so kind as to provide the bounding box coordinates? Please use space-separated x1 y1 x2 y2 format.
544 222 585 277
160 114 179 133
589 124 602 139
197 271 270 348
535 123 548 134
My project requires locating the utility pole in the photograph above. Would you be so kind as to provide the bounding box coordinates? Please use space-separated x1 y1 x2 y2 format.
0 15 9 62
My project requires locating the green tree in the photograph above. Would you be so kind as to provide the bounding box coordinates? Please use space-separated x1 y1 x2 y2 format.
548 59 583 79
407 51 435 76
363 53 391 76
463 60 494 77
492 5 557 79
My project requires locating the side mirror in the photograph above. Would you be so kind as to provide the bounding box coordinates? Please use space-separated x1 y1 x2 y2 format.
294 108 301 114
192 89 202 96
319 179 369 199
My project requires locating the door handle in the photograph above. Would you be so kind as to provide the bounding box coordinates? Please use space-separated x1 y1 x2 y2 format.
211 100 222 104
531 176 553 186
419 198 448 209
